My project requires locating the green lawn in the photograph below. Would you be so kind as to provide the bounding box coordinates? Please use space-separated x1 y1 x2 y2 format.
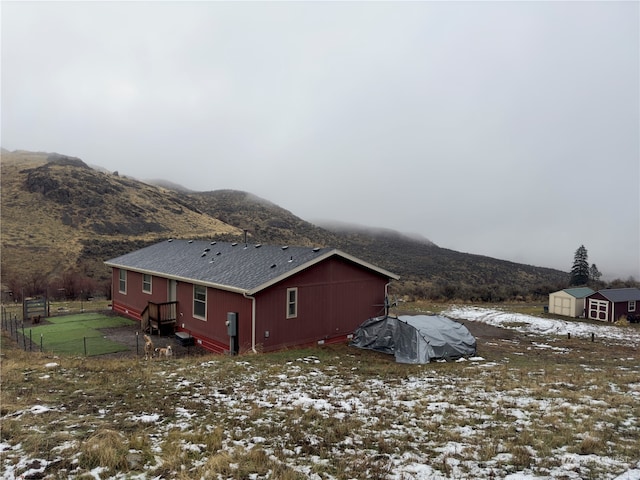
26 313 135 356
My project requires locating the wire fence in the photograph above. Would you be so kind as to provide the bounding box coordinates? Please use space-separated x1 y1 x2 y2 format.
1 306 203 358
1 313 124 356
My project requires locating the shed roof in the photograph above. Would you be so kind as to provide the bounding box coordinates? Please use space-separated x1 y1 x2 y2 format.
560 287 595 298
594 288 640 303
105 239 399 295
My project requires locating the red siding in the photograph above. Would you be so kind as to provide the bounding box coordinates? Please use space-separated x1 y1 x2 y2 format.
111 255 391 354
111 269 169 321
175 285 252 354
586 293 636 322
111 268 253 353
253 257 388 352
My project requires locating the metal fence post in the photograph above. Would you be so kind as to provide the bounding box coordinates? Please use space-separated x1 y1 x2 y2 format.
84 337 87 356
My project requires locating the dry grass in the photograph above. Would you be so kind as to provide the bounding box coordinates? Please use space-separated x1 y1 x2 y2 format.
1 321 639 479
0 151 241 284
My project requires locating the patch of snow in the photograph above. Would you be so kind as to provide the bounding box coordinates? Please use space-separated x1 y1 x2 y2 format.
89 466 108 479
30 405 53 414
443 306 640 345
130 413 160 423
612 462 640 480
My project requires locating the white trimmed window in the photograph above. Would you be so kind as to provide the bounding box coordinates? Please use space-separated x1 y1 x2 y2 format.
142 274 152 294
193 285 207 320
287 288 298 319
119 270 127 294
629 300 636 312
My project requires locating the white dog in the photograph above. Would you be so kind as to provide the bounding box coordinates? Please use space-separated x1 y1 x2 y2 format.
155 345 173 359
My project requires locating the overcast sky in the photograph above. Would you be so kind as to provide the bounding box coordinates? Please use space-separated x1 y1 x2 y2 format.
2 1 639 280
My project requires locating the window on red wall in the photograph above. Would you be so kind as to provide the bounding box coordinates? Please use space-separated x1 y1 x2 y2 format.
194 285 207 320
119 270 127 294
143 274 152 294
287 287 298 319
630 300 636 312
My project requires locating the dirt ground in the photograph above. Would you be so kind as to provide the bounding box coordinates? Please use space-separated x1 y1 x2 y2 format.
7 306 517 359
96 315 517 360
100 323 211 359
455 318 519 341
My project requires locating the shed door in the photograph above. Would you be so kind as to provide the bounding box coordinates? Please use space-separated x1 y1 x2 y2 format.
553 296 571 316
588 300 608 321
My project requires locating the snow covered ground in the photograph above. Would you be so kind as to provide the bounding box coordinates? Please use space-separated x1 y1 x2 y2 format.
444 306 640 347
1 307 639 480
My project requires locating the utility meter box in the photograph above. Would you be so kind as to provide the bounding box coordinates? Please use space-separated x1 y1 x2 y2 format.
226 312 238 337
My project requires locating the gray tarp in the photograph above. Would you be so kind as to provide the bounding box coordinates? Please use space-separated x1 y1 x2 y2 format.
350 315 477 364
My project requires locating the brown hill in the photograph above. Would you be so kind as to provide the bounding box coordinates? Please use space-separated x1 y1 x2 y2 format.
183 190 568 300
1 149 568 301
1 150 240 292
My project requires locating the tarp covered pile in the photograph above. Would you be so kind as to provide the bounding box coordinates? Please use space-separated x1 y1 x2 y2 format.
350 315 477 364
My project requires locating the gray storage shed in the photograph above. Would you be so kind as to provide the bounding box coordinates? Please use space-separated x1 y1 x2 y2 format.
350 315 477 364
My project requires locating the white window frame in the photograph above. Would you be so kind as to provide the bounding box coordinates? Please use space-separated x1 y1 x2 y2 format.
193 284 207 320
629 300 636 312
142 274 152 294
286 287 298 319
119 269 127 294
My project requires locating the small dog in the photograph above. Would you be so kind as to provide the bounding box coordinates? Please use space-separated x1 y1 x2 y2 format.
155 345 173 359
143 334 155 360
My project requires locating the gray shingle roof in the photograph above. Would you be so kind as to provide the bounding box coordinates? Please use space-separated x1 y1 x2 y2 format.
105 239 398 294
595 288 640 303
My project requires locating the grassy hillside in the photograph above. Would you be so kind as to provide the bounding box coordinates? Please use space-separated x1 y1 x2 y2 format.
0 150 240 290
1 149 568 301
186 190 568 299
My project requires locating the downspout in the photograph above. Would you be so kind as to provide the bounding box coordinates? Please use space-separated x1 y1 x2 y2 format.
244 292 257 353
384 281 391 317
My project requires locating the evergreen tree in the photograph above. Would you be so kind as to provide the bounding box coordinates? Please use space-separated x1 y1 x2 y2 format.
570 245 590 286
589 263 602 283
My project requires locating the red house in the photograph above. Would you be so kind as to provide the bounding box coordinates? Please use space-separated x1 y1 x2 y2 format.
585 288 640 323
105 239 399 353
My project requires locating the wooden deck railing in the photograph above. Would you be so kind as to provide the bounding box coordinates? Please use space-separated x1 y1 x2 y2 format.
142 301 178 335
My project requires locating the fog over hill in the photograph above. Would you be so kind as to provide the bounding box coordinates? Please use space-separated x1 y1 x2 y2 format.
2 149 580 301
3 2 637 280
314 219 437 247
